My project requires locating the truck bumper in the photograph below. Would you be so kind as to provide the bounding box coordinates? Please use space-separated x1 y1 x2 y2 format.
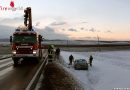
12 54 39 58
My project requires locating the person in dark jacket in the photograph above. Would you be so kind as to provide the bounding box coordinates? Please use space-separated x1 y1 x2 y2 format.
55 48 60 56
69 54 74 65
55 48 60 59
89 55 93 66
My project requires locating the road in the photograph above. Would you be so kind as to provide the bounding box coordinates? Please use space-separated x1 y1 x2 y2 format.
0 54 46 90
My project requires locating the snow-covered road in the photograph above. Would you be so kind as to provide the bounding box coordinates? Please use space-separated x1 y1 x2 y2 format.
60 51 130 90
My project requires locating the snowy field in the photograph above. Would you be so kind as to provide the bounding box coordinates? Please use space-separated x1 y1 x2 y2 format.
60 51 130 90
42 40 130 45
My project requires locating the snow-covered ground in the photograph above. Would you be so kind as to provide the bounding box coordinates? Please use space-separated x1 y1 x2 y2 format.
60 51 130 90
0 54 11 59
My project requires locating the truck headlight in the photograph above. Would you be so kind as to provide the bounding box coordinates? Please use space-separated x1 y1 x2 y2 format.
12 51 16 54
33 51 37 54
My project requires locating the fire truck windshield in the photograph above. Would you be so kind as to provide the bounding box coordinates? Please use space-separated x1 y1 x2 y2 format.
13 35 37 43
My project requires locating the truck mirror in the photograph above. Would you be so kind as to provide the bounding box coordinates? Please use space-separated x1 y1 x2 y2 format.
10 36 12 43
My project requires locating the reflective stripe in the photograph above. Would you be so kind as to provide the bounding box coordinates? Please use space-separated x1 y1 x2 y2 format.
12 54 38 57
16 46 33 48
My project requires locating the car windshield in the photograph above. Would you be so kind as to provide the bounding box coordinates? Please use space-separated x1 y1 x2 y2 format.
75 59 87 63
13 35 37 43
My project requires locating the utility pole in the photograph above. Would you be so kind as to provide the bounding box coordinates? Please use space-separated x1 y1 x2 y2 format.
97 35 100 51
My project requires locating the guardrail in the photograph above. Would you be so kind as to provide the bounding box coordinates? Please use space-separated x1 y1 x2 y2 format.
26 55 48 90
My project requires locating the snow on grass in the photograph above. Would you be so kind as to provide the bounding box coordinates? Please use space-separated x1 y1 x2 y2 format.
60 51 130 90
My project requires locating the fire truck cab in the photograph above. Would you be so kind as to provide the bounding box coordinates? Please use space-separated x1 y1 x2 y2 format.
10 26 43 66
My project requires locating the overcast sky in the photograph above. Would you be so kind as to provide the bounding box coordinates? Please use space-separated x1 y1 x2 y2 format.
0 0 130 40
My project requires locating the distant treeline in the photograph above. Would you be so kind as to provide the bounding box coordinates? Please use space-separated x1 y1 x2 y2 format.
0 39 9 42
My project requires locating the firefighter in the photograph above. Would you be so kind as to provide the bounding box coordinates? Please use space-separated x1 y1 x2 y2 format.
55 48 60 56
48 45 55 54
69 54 74 65
48 45 53 54
48 45 55 61
89 55 93 67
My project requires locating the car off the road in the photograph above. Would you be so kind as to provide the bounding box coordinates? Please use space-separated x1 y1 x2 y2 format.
74 59 88 70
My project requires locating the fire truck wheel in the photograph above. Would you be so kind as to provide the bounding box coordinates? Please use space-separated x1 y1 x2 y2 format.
36 57 40 63
39 50 42 59
34 58 40 63
13 58 19 66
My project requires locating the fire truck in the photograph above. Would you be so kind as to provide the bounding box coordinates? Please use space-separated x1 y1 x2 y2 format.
10 7 43 66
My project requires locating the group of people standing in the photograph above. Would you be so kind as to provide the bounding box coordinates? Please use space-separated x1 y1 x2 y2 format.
47 45 93 66
69 54 93 67
48 45 61 61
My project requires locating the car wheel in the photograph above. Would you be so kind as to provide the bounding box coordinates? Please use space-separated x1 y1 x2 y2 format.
74 67 78 70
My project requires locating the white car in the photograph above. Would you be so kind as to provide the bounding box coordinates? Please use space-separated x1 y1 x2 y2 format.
74 59 88 70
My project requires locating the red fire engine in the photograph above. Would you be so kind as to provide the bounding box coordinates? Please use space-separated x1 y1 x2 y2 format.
10 7 43 66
